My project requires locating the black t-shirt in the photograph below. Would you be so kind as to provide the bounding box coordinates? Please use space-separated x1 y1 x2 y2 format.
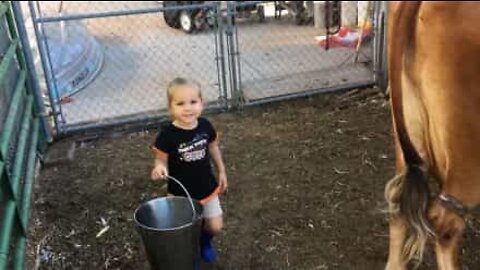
153 117 218 200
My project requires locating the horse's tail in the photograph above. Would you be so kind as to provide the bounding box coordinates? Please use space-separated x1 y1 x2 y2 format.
384 1 436 264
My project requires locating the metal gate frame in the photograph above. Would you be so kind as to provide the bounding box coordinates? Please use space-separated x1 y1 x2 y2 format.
17 1 388 137
225 1 386 108
21 1 229 137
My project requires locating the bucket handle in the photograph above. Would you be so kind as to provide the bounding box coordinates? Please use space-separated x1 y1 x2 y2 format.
165 175 198 221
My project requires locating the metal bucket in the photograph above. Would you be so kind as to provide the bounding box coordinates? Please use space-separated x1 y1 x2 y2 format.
41 18 104 99
134 177 203 270
24 8 104 100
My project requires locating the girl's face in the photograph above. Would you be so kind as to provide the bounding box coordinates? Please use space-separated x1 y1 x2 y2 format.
169 85 204 129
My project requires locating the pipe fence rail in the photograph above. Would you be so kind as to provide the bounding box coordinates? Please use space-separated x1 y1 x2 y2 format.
0 2 46 269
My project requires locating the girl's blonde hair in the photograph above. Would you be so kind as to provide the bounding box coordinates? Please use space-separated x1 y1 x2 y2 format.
167 77 202 107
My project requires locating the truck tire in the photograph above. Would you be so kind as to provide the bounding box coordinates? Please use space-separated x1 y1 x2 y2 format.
163 1 181 28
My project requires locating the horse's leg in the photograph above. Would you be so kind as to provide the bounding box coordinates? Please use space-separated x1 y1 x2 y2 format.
429 201 466 270
386 216 408 270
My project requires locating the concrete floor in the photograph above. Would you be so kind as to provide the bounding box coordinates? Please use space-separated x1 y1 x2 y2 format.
27 2 374 127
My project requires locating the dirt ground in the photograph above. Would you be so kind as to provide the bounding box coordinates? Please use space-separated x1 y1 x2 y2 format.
28 88 480 270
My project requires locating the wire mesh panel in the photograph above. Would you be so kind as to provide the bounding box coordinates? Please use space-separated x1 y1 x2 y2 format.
229 1 375 104
21 1 384 135
25 1 226 134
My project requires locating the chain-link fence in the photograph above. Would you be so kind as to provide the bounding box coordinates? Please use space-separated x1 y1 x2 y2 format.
17 1 384 136
20 1 227 135
229 1 376 106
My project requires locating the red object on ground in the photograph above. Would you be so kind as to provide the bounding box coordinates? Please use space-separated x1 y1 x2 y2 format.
318 26 373 49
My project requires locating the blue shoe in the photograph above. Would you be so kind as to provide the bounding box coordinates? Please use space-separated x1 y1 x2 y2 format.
195 260 201 270
200 231 217 263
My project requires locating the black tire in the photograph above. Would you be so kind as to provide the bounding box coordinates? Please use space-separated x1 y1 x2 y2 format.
163 1 181 28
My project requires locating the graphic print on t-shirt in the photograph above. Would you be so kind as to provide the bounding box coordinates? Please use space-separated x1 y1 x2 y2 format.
177 133 209 162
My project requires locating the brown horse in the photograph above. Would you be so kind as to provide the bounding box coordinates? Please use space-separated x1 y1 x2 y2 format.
385 2 480 269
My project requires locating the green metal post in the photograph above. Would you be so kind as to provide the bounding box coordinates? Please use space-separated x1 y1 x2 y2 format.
0 94 33 266
14 119 40 270
0 2 46 269
0 200 15 269
10 95 33 206
0 70 26 161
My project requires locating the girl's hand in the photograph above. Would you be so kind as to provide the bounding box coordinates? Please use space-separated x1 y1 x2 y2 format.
218 171 228 193
151 164 168 181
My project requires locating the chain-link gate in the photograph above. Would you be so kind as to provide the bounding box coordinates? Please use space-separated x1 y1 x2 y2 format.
227 1 378 106
16 1 386 137
20 1 227 136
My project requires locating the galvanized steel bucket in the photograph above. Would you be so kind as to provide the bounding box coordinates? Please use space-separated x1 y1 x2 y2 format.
134 176 203 270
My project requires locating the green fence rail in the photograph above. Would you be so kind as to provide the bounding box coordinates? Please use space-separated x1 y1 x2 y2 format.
0 1 46 269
